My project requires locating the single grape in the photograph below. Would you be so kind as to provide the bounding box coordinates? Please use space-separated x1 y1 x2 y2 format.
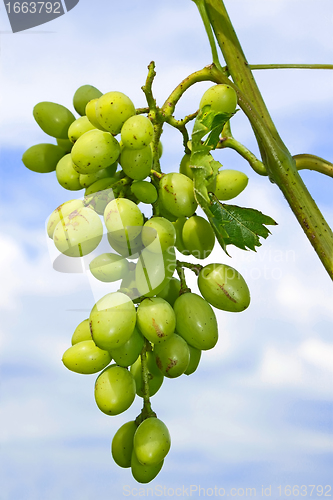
33 101 75 139
112 421 137 468
53 206 103 257
182 215 215 259
62 340 111 374
134 417 171 466
120 145 153 180
68 116 96 143
121 115 154 150
57 138 73 153
198 263 250 312
73 84 103 116
79 162 118 188
89 253 129 282
135 246 177 297
209 169 248 200
47 199 84 239
131 449 163 484
96 91 136 135
172 217 190 255
110 326 144 367
22 143 65 173
154 333 190 378
71 129 120 174
137 297 176 344
199 84 237 115
55 154 82 191
159 173 197 217
104 198 143 243
85 98 107 130
184 345 201 375
89 292 136 351
156 277 181 307
130 352 163 398
131 181 158 204
179 153 193 179
94 364 136 416
174 293 218 350
141 217 176 253
71 318 92 345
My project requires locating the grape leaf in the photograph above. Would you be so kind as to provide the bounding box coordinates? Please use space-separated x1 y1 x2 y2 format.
192 105 235 151
209 195 277 251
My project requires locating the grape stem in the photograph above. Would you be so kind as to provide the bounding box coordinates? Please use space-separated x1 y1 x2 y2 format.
294 154 333 178
177 260 203 276
218 121 267 176
136 339 156 425
249 63 333 71
166 112 198 154
136 107 150 115
176 262 192 295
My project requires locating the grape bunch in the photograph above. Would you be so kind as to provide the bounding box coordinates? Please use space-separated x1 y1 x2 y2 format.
23 80 252 483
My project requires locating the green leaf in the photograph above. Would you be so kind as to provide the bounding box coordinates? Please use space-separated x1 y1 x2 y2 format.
208 195 277 251
192 105 235 150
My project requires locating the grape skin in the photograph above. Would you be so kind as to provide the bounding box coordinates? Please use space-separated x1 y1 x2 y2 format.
159 172 197 217
182 215 215 259
121 115 154 150
94 364 136 416
62 340 111 374
96 91 136 135
71 129 120 175
73 84 103 116
33 101 75 139
133 417 171 466
22 143 65 174
56 154 82 191
68 116 96 143
47 199 85 239
112 421 137 468
136 297 176 344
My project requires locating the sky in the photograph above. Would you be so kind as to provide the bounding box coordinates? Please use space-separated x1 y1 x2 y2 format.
0 1 332 499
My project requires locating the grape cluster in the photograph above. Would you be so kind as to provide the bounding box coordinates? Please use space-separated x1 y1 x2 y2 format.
23 82 251 483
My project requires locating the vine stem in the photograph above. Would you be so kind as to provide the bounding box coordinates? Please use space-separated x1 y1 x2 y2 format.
176 262 191 295
250 64 333 71
203 0 333 279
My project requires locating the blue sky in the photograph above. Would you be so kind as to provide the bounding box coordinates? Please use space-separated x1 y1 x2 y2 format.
0 1 332 499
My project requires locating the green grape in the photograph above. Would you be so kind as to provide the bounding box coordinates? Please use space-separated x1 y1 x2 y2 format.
174 293 218 350
182 215 215 259
135 246 177 297
53 206 103 257
141 217 176 253
210 169 248 200
130 352 163 398
57 137 73 153
55 154 82 191
71 318 92 345
85 98 107 130
110 326 144 367
107 231 144 260
33 101 75 139
156 277 181 307
62 340 111 374
68 116 96 143
172 217 190 255
131 449 163 484
94 364 136 416
47 199 84 239
96 91 136 135
131 181 157 204
198 263 250 312
71 129 120 175
73 84 103 116
199 84 237 115
154 333 190 378
136 297 176 344
184 345 201 375
159 199 179 222
89 292 136 351
22 143 65 173
121 115 154 150
79 162 118 188
159 173 197 217
85 176 118 195
120 145 153 180
112 421 137 468
89 253 129 282
104 198 143 243
179 153 193 179
134 417 171 466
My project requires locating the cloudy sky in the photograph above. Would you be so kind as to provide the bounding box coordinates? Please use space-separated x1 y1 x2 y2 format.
0 1 332 499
